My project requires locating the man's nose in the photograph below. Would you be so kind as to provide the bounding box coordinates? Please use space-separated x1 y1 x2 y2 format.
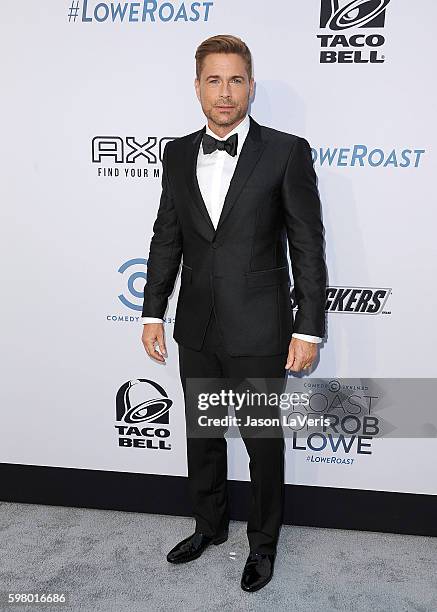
218 81 232 98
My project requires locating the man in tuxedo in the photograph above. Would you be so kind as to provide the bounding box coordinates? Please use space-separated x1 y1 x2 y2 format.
141 34 327 592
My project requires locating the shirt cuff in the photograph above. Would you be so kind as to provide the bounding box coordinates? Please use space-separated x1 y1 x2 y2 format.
292 332 323 344
141 317 164 324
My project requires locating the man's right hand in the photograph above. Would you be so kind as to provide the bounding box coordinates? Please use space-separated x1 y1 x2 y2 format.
142 322 167 363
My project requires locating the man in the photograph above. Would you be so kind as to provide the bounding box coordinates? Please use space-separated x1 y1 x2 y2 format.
141 34 327 592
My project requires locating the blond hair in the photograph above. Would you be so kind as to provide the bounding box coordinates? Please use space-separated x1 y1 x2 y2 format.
195 34 253 80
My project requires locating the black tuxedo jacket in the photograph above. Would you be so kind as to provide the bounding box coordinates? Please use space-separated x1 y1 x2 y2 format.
142 115 327 356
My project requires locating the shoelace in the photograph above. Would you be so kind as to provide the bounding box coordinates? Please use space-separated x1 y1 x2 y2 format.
247 552 268 563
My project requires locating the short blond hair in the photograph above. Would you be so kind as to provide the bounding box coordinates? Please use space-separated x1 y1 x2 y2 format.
195 34 253 80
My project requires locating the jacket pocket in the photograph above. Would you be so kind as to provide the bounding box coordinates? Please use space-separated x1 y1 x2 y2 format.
245 265 289 288
181 263 192 284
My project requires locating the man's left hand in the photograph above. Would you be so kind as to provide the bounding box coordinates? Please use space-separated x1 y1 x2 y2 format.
285 337 318 372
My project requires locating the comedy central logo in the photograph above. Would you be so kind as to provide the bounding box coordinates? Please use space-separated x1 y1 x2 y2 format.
317 0 390 64
115 379 173 450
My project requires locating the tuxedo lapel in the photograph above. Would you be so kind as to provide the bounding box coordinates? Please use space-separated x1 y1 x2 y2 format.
185 124 213 233
185 115 266 237
216 115 266 232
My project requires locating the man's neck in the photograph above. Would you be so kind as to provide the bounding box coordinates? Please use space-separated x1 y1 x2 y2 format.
207 115 246 139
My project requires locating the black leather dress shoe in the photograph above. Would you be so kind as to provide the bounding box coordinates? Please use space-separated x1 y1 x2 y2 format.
166 531 228 564
241 552 276 592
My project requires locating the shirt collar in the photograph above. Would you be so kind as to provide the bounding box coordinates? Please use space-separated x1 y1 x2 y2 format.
204 113 250 142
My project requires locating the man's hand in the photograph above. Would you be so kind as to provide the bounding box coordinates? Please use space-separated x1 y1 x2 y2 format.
285 337 318 372
142 322 168 363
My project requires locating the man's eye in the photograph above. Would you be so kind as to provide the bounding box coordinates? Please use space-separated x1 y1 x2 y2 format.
208 79 242 84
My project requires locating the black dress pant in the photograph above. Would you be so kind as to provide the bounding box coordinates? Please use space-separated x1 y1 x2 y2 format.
177 306 288 555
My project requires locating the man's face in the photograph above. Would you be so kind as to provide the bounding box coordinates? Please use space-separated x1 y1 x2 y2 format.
194 52 254 130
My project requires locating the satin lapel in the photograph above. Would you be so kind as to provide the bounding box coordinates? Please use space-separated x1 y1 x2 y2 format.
185 125 215 234
215 115 266 233
184 115 266 237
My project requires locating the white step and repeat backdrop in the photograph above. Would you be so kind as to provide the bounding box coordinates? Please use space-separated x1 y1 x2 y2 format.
1 1 436 496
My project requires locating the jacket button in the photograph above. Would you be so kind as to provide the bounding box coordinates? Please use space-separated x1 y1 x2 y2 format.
211 242 218 249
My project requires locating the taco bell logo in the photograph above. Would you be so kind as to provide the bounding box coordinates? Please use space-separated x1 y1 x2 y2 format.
115 379 173 450
320 0 389 29
317 0 391 64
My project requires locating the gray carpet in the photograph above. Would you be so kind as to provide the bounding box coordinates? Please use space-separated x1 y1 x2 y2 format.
0 501 436 612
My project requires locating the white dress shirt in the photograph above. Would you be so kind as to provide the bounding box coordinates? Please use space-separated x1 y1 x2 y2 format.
141 114 322 344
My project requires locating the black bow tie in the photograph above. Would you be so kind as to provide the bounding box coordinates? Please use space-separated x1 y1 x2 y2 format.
202 132 238 157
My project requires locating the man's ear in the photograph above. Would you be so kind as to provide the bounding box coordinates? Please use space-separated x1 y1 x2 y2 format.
194 77 200 102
